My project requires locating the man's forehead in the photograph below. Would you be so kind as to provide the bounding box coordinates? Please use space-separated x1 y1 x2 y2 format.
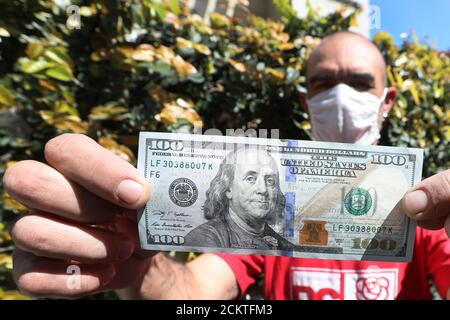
307 33 385 81
308 49 378 78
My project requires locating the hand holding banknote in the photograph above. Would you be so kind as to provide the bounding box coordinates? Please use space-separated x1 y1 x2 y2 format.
4 133 236 299
4 133 450 299
4 134 155 297
401 170 450 237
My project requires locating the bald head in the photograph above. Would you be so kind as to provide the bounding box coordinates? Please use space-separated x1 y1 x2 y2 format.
306 31 388 99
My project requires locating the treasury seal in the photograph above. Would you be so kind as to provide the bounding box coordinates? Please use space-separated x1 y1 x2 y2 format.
169 178 198 207
344 188 372 216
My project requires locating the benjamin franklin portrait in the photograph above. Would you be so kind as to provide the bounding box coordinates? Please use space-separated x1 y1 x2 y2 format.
184 147 294 251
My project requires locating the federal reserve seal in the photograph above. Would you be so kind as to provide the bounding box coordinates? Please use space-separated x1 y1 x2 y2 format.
344 188 372 216
169 178 198 207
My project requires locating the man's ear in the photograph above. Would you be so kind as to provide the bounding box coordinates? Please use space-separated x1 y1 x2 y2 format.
225 189 232 200
382 87 397 115
299 92 309 114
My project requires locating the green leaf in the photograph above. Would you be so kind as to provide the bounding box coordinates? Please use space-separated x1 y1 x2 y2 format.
187 72 205 84
273 0 298 21
54 100 78 116
89 104 128 121
444 127 450 141
0 27 10 37
286 67 299 83
45 67 74 82
19 58 54 74
150 0 166 20
151 60 173 76
26 42 45 59
167 0 180 15
44 47 72 67
0 84 14 106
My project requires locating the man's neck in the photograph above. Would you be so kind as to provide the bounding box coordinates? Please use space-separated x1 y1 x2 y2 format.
228 206 265 235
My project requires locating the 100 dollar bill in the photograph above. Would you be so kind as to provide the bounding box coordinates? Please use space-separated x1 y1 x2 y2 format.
137 132 423 262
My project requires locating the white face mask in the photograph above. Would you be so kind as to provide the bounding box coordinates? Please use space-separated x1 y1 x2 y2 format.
307 83 388 145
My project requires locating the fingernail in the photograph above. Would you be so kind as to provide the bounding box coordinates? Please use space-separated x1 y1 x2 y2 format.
403 190 429 217
117 179 143 205
102 265 116 286
117 238 134 260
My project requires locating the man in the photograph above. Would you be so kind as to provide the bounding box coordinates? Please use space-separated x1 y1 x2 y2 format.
4 31 450 299
184 147 293 251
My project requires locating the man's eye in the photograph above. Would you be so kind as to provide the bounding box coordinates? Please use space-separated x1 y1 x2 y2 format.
350 82 372 91
245 176 256 183
266 177 275 186
315 82 334 91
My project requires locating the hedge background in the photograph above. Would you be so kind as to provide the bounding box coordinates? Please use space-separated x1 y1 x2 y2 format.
0 0 448 299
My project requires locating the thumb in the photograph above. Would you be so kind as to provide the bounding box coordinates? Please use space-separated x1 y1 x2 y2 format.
401 169 450 235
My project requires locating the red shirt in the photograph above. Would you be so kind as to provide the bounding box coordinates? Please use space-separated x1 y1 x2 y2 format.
216 227 450 300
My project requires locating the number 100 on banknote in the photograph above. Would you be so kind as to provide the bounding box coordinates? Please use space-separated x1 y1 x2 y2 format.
137 132 423 262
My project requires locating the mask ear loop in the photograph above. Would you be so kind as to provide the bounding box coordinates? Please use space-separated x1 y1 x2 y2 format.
380 88 389 103
380 88 389 119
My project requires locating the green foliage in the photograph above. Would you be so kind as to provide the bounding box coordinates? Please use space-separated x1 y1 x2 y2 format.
0 0 448 299
374 32 450 175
